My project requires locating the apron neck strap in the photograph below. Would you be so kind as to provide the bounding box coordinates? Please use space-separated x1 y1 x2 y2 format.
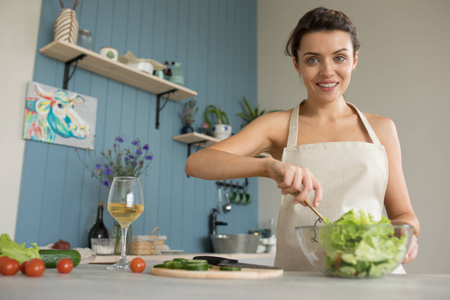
347 102 381 145
287 103 300 148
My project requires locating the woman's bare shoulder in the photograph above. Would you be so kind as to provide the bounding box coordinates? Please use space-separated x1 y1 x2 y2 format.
363 113 399 143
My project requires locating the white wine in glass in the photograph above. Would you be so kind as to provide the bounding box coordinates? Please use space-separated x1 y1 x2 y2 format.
106 177 144 270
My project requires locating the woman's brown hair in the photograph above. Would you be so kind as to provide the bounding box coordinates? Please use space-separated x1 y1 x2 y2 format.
285 7 360 62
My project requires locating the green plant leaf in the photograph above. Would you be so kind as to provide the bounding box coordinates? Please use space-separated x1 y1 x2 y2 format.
243 97 256 117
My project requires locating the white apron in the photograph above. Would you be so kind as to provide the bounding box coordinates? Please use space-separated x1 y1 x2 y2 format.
274 102 405 273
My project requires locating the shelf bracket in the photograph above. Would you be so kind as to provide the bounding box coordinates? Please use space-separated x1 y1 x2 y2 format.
155 89 178 129
63 54 86 90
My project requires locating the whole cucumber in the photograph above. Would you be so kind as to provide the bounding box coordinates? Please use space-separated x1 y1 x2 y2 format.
39 249 81 268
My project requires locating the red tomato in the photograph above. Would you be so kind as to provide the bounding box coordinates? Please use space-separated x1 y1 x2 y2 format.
20 261 28 274
130 257 145 273
0 258 20 276
0 256 9 266
25 258 45 277
56 258 73 274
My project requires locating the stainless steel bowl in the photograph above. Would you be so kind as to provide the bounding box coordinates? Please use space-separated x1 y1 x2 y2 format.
211 234 260 253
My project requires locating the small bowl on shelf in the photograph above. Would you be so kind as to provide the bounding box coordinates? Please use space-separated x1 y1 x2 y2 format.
295 224 413 278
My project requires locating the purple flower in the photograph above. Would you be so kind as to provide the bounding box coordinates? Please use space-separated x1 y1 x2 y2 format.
132 140 139 146
124 157 129 162
104 167 113 176
143 144 149 151
128 155 135 159
95 164 101 169
116 136 124 143
103 180 110 187
145 155 153 160
136 149 143 155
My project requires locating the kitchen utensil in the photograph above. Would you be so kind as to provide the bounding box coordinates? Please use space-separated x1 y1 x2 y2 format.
275 172 326 223
216 187 223 214
193 255 281 270
296 224 413 278
223 191 232 213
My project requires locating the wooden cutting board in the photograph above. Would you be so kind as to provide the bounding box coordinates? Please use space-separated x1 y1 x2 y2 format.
150 266 283 279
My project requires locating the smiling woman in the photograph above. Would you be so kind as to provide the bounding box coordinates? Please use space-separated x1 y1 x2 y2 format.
186 6 419 272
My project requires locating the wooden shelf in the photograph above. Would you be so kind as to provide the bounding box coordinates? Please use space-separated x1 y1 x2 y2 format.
173 132 220 148
39 40 197 101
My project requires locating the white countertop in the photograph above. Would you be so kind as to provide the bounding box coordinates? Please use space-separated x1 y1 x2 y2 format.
1 263 449 300
90 252 276 264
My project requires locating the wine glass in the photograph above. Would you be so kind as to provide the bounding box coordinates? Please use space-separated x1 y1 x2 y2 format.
106 177 144 270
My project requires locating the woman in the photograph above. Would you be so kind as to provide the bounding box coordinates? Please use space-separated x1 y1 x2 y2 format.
186 7 419 271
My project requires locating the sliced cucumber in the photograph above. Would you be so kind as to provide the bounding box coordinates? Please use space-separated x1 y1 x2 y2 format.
186 264 209 271
219 266 242 271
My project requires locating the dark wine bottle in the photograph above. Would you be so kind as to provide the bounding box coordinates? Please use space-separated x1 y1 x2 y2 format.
88 201 109 248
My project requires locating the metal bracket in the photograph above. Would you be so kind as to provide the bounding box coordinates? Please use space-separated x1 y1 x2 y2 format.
63 54 86 90
155 89 178 129
215 178 249 190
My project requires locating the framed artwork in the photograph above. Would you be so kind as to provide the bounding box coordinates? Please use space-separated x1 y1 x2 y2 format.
23 81 97 149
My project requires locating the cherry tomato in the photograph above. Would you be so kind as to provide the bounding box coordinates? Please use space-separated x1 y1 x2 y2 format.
0 258 20 276
0 256 9 266
56 258 73 274
20 261 28 274
25 258 45 277
130 257 145 273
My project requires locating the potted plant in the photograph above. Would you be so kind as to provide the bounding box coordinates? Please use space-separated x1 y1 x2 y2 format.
204 105 231 140
237 97 279 128
179 98 198 134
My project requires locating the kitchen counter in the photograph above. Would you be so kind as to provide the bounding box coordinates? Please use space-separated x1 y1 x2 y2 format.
1 263 449 300
90 252 276 264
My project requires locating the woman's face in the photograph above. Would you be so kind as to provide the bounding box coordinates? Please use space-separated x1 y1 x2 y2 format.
294 30 358 103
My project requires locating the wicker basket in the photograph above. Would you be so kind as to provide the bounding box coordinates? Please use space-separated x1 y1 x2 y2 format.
130 227 166 255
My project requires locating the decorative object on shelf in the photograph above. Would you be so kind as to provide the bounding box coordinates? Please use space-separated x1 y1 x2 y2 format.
200 122 210 135
23 81 97 149
118 51 166 75
164 61 173 79
169 62 184 86
99 47 119 61
54 0 79 44
77 136 153 188
77 29 94 50
179 98 198 134
154 70 165 79
237 97 280 128
204 105 231 140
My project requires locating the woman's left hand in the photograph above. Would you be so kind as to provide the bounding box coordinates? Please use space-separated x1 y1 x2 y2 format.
403 234 418 264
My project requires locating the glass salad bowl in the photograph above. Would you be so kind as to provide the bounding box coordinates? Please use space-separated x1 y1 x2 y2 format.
295 224 413 278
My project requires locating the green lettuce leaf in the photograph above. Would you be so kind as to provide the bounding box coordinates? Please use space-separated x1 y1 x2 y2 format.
318 209 407 278
0 233 40 264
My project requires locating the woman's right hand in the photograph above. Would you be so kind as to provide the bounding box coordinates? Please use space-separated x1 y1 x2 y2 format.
267 160 323 207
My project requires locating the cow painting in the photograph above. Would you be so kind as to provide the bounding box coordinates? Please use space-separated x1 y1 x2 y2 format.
23 82 97 149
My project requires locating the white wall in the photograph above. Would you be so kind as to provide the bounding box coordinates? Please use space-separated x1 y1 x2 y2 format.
0 0 42 237
257 0 450 274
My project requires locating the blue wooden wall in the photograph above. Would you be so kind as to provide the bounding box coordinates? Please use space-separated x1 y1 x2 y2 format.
15 0 258 252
